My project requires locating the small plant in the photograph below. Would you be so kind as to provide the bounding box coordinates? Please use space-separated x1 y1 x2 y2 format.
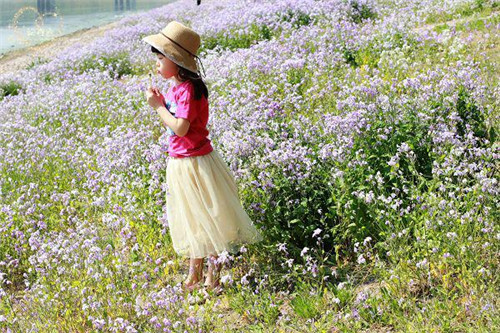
229 287 283 326
280 9 313 28
341 42 382 68
347 0 378 24
78 52 135 78
0 81 23 100
290 283 325 319
455 86 490 141
342 47 359 67
200 23 275 53
25 57 49 70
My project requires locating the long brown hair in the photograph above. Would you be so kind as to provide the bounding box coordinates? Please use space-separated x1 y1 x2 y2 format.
151 46 208 100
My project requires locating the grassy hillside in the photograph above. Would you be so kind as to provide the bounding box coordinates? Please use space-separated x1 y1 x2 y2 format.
0 0 498 331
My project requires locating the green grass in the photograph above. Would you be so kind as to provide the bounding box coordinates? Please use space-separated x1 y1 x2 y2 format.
425 0 497 24
433 9 500 33
0 81 23 101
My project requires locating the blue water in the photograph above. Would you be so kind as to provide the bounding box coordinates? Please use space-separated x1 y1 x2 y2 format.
0 0 175 55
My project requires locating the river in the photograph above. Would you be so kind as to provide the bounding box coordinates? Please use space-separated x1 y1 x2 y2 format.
0 0 176 55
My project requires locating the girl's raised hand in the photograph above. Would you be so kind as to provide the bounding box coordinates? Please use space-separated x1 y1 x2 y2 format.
145 87 165 109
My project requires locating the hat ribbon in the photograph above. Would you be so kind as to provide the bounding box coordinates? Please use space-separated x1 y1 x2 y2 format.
160 32 206 78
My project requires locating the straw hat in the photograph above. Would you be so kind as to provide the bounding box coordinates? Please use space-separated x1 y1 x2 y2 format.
142 21 202 74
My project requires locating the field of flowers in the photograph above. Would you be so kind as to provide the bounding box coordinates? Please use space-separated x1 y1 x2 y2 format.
0 0 499 331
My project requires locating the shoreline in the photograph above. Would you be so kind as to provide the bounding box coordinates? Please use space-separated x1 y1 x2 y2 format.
0 20 121 75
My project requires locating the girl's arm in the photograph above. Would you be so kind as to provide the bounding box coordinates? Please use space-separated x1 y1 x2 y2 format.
146 87 190 137
156 105 190 137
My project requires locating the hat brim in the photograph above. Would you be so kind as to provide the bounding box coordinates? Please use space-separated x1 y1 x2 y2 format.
142 34 198 73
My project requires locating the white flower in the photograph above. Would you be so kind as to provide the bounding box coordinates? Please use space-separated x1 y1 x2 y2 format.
220 274 233 285
398 142 411 153
357 254 366 264
312 228 322 238
277 242 288 253
388 154 399 167
300 247 310 257
217 251 231 265
416 259 428 268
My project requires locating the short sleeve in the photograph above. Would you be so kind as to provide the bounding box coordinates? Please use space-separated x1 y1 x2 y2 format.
174 83 197 123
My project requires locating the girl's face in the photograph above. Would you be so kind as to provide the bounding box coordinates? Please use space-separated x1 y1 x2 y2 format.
156 53 179 79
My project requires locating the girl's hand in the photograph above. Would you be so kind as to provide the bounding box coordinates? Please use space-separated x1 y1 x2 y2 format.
145 87 165 109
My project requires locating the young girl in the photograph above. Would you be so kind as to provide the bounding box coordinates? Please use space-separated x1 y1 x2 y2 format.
142 21 263 292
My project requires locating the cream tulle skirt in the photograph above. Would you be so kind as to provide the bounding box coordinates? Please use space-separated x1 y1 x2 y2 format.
166 149 263 259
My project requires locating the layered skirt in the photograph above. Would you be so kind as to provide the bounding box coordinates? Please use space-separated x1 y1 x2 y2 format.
166 149 263 258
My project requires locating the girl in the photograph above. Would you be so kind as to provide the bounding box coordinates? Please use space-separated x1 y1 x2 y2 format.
142 21 263 292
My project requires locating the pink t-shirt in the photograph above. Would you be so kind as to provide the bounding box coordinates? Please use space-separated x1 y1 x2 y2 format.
164 80 213 158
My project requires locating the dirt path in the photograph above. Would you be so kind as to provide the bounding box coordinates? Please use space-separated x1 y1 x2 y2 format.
412 10 499 33
0 20 121 75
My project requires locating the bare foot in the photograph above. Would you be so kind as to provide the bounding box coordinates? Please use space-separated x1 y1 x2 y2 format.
204 255 221 290
183 273 203 288
183 258 204 291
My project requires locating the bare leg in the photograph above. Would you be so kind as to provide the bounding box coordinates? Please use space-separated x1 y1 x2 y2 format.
204 254 221 289
183 257 204 288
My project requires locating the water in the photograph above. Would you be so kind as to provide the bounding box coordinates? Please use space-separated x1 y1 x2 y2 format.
0 0 175 55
